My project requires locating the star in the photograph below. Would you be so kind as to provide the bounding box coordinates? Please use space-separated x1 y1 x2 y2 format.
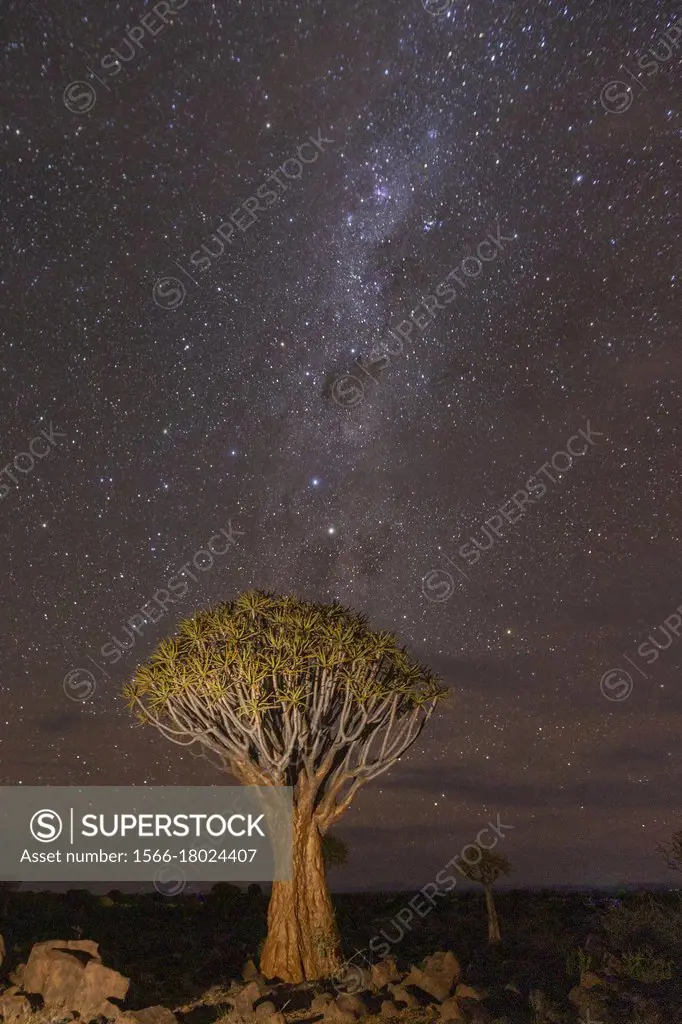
0 0 678 897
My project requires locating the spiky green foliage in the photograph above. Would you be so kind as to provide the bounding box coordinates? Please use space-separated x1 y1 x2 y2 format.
123 591 448 827
458 847 512 887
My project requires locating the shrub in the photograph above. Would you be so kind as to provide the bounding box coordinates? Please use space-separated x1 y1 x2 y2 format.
600 893 682 957
620 945 674 983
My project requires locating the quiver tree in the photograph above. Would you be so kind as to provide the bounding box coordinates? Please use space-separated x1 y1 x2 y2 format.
123 590 447 983
322 833 349 871
657 829 682 872
458 848 511 944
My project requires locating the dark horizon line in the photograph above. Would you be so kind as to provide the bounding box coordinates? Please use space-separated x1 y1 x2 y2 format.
8 881 680 894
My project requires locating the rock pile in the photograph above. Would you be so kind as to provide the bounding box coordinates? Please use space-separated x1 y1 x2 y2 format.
13 934 653 1024
0 936 176 1024
186 951 492 1024
7 935 664 1024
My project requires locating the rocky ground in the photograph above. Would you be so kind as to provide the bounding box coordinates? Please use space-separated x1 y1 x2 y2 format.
0 890 680 1024
0 935 679 1024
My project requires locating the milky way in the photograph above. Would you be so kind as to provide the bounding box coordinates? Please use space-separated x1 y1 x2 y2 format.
1 0 680 889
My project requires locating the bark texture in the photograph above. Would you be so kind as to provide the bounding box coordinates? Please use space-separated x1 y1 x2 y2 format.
259 811 342 983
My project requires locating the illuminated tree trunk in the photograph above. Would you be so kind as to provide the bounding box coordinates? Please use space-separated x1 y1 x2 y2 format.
484 885 501 944
259 811 342 982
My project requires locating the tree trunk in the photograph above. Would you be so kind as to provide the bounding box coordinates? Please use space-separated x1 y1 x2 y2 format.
259 811 342 982
484 885 501 944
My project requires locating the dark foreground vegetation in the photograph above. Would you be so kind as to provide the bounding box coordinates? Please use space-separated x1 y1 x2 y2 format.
1 885 680 1023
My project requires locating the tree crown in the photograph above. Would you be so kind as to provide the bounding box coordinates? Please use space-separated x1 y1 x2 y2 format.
124 590 444 711
458 848 512 886
123 591 448 824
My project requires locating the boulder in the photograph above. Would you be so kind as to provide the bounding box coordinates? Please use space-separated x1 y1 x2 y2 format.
437 997 464 1021
0 990 32 1024
387 985 419 1009
335 964 372 994
370 957 401 990
20 940 128 1021
454 983 484 1001
255 1001 277 1018
262 1014 285 1024
335 993 368 1017
379 999 402 1017
120 1008 178 1024
242 959 260 981
403 951 461 1002
235 980 264 1015
76 960 130 1019
7 965 24 989
422 950 461 981
26 940 100 976
311 993 335 1012
23 941 100 994
30 948 87 1009
322 1005 356 1024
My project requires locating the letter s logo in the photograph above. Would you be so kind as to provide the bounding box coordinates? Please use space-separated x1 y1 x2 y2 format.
30 809 63 842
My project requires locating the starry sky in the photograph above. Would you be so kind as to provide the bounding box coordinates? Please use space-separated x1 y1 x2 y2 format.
1 0 680 890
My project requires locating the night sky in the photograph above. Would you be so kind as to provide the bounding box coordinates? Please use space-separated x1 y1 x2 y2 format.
1 0 680 891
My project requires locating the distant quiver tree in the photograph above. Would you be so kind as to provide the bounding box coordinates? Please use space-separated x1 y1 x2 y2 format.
657 828 682 872
457 847 512 944
321 832 349 870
